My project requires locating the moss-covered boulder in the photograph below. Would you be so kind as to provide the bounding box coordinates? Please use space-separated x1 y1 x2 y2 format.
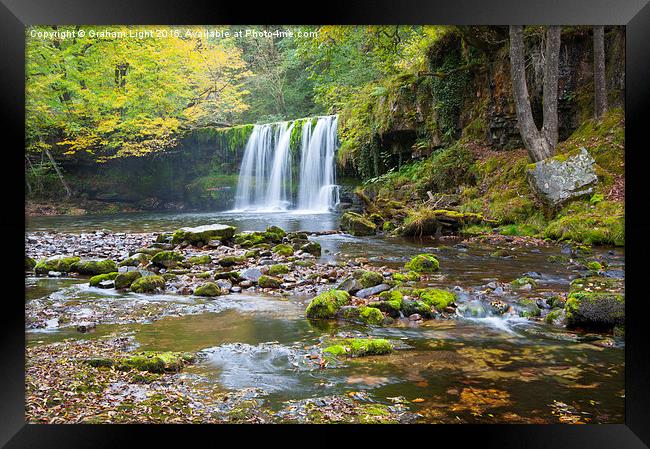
401 299 433 318
258 275 282 288
187 254 212 265
233 226 286 247
416 288 456 310
34 256 81 274
337 270 384 294
89 272 119 287
336 305 386 325
323 338 393 358
305 290 351 319
131 275 166 293
25 256 36 271
511 276 537 289
340 212 377 236
119 253 150 267
404 254 439 273
114 271 142 289
219 255 247 267
565 291 624 331
150 251 184 268
300 241 321 256
194 282 221 297
116 351 196 373
268 264 290 276
171 224 236 246
392 271 421 282
73 259 118 275
272 244 294 257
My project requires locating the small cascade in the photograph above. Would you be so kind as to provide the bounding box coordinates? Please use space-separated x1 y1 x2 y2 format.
234 115 339 212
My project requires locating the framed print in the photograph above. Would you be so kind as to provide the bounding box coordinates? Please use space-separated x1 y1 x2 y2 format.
3 0 650 447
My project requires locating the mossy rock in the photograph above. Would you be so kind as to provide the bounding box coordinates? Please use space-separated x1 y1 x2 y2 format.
119 253 150 267
401 299 433 318
117 351 196 373
300 241 321 256
392 271 421 282
150 251 185 269
415 288 456 310
323 338 393 358
219 255 247 267
404 254 439 273
131 275 166 293
214 270 242 281
272 244 294 257
268 264 290 276
34 256 81 274
89 272 119 287
233 226 286 247
187 255 211 265
73 259 118 275
511 276 537 289
353 270 384 288
194 282 221 297
358 306 385 325
25 256 36 271
518 299 541 317
305 290 351 319
340 212 377 236
565 291 624 332
170 224 236 246
258 275 281 288
114 271 142 289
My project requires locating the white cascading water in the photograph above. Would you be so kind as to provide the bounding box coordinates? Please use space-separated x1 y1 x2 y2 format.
234 115 339 212
297 115 339 212
234 122 294 211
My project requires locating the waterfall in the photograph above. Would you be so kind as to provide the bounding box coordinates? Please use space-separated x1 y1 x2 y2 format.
297 115 339 212
234 122 294 212
234 115 339 212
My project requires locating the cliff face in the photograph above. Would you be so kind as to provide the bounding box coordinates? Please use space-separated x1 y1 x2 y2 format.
345 26 625 178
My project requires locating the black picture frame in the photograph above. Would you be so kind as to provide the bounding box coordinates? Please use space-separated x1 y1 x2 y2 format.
3 0 649 447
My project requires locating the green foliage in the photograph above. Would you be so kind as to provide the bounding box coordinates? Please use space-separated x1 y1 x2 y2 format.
26 26 250 161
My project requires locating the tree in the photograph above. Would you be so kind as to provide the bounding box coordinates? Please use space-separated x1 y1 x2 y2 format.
593 25 608 119
508 25 561 162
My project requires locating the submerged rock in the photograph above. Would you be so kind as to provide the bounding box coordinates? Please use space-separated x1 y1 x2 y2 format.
526 148 598 208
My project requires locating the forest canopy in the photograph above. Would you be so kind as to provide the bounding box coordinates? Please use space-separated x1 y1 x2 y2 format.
25 25 447 162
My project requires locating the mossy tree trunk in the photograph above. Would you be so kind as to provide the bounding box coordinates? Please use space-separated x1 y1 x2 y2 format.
593 25 608 119
508 25 561 162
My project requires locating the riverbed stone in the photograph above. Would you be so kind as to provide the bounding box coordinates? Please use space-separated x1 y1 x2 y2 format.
114 271 142 289
258 275 282 289
355 283 391 299
239 267 263 282
34 255 81 274
194 282 221 297
73 259 118 275
526 148 598 208
171 224 236 246
89 272 119 287
131 275 165 293
306 290 351 319
340 212 377 236
151 251 184 269
404 254 439 273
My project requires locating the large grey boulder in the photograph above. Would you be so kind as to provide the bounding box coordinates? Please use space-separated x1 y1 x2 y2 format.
526 148 597 208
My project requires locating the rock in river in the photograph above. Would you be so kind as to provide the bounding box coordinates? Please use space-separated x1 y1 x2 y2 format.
171 224 236 246
355 284 391 299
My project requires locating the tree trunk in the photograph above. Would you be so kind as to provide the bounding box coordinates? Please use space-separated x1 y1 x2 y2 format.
593 25 608 119
509 26 552 162
509 25 562 162
541 26 561 150
44 149 72 198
